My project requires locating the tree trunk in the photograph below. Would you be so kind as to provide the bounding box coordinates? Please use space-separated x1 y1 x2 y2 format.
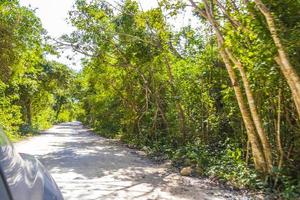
253 0 300 117
275 57 300 117
219 45 267 172
276 88 283 170
226 51 273 172
189 0 269 172
164 56 187 141
26 99 32 126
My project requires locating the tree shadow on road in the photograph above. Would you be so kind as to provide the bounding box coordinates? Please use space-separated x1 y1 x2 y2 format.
35 122 240 200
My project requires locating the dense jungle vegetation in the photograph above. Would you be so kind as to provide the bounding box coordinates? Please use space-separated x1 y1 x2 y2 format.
0 0 77 140
1 0 300 198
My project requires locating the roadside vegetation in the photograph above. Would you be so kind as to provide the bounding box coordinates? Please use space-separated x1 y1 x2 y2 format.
1 0 300 198
69 0 300 198
0 1 76 140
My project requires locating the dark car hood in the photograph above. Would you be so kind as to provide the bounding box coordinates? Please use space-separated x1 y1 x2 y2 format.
0 144 63 200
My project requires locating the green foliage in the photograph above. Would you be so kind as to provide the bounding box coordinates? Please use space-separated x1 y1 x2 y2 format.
172 141 259 188
281 179 300 200
0 1 76 139
66 1 300 197
1 0 299 198
0 82 22 140
206 145 259 189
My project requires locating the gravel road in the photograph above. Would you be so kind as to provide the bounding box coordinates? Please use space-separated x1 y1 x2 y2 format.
15 122 252 200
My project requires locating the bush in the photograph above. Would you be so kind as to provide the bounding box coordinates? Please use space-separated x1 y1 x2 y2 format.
206 144 259 189
172 140 259 189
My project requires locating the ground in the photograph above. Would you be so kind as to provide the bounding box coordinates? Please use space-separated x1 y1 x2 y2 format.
15 122 253 200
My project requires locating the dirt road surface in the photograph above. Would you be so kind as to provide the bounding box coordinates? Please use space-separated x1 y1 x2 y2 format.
15 122 252 200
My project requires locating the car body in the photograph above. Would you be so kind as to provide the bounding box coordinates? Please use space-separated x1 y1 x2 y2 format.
0 128 63 200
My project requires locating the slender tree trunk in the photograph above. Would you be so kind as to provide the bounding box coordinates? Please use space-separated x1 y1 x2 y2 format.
164 56 187 141
156 96 170 133
154 85 170 131
274 87 283 187
246 140 250 165
55 98 63 120
149 63 170 134
226 51 273 172
219 45 267 172
253 0 300 117
189 0 269 172
276 88 283 169
26 100 32 126
275 57 300 117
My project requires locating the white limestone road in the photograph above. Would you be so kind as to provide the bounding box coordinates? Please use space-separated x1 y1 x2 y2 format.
15 122 252 200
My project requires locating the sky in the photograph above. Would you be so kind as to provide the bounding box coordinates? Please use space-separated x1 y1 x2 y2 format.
18 0 193 71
